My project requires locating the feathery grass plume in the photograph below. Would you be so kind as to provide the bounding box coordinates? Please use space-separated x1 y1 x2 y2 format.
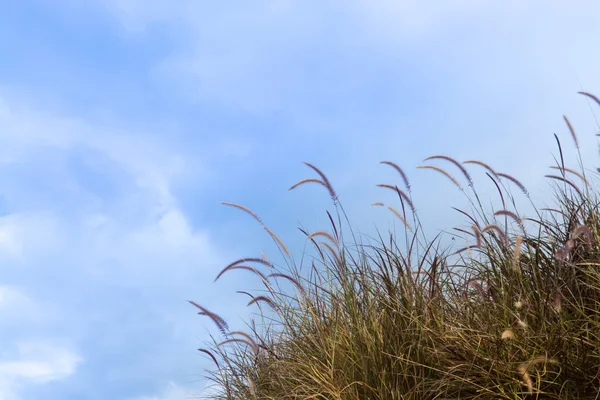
198 348 220 369
553 292 562 312
513 235 523 271
267 273 306 295
545 174 583 198
467 279 486 299
320 241 344 274
453 227 475 238
578 91 600 108
417 165 462 190
454 244 480 255
221 202 290 256
553 133 566 179
380 160 411 191
289 178 330 192
452 207 481 230
501 329 514 340
236 290 255 299
555 246 569 262
481 224 508 245
496 172 529 195
214 265 269 284
216 334 260 356
325 210 339 243
295 162 338 203
514 300 524 309
425 155 473 186
388 206 413 231
494 209 525 234
371 202 384 206
265 227 290 257
471 224 482 247
260 251 270 265
516 319 528 329
463 159 498 177
307 231 339 247
188 301 229 335
221 257 274 273
563 115 580 149
486 172 507 218
517 355 557 394
571 224 593 246
246 374 256 398
376 184 416 213
541 207 569 218
298 227 326 262
247 296 279 311
549 165 589 186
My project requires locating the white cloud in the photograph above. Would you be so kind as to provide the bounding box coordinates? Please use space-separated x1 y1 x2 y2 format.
0 93 188 214
0 341 82 400
0 91 228 397
129 381 189 400
0 286 38 318
126 207 213 256
0 213 62 263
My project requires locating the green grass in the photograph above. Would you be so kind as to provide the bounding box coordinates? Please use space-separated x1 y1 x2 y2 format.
191 92 600 399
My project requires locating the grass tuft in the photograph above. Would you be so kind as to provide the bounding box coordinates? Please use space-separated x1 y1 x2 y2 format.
192 93 600 399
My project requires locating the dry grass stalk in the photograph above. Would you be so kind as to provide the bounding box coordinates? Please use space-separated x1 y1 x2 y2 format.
214 265 269 284
497 172 529 195
417 165 463 190
545 174 583 198
578 91 600 107
517 355 557 394
494 209 525 234
289 178 330 192
246 374 256 398
513 235 523 271
307 231 339 246
563 115 580 149
388 206 413 231
463 159 498 177
549 165 589 186
221 202 290 256
216 334 260 356
380 160 411 191
247 296 279 311
571 224 593 246
267 272 306 295
481 224 508 245
236 290 255 299
198 348 220 369
425 155 473 186
298 162 338 203
188 301 229 335
376 184 415 213
471 224 482 247
320 241 343 270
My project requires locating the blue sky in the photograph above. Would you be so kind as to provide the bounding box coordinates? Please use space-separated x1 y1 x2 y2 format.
0 1 599 399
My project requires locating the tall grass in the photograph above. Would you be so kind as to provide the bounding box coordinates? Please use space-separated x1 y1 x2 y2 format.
191 92 600 399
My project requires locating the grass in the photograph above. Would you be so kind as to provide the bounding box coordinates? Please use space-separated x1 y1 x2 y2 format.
190 92 600 399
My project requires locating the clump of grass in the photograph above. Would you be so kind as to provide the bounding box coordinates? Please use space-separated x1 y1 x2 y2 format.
191 93 600 399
